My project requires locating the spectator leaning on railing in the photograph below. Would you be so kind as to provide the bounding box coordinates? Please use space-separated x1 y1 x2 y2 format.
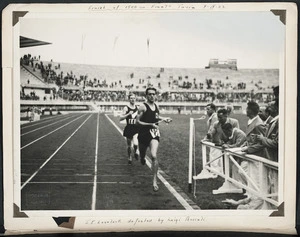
204 109 240 177
207 108 240 146
223 101 267 209
221 123 248 187
222 123 246 149
222 120 267 209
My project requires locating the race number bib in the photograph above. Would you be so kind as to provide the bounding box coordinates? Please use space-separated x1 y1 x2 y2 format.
128 119 136 124
150 128 160 138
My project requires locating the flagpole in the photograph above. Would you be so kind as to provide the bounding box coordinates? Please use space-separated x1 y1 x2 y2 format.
147 37 150 66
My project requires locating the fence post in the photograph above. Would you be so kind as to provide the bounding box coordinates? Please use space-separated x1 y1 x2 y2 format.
202 141 207 168
188 117 194 193
213 152 243 194
259 161 270 209
224 152 230 180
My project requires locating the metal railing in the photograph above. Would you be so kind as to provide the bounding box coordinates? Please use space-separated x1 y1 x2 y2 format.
188 118 279 208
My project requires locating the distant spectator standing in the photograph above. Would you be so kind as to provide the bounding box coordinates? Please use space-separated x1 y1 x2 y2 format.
206 103 218 132
226 104 233 116
177 107 181 114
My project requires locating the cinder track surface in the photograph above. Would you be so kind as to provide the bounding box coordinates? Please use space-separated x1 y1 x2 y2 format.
20 113 194 210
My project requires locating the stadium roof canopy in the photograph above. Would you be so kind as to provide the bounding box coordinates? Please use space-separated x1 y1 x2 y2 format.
20 36 52 48
21 83 54 90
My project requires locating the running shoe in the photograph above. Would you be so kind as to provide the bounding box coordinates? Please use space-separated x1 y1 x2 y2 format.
140 157 146 165
134 153 139 160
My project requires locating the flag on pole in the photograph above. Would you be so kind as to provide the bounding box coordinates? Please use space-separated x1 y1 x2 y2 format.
113 36 119 51
147 38 150 54
81 34 86 51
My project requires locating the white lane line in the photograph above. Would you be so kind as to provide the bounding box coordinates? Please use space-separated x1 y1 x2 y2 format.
99 174 152 177
22 163 127 166
21 173 94 176
91 112 100 210
21 114 77 136
21 114 85 149
157 172 194 209
22 181 141 184
105 114 123 134
94 164 129 166
21 114 93 190
21 174 151 177
104 114 196 210
21 114 71 129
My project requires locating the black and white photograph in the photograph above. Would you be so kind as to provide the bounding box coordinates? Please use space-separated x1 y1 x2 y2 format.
2 2 297 234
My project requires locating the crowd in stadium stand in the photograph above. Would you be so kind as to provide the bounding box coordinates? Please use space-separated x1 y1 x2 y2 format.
160 91 214 102
20 54 275 103
203 86 279 210
21 54 129 89
21 54 87 87
57 88 128 102
20 90 40 101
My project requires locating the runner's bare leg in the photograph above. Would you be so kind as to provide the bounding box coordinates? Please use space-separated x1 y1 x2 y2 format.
138 142 147 165
133 134 139 160
149 139 159 191
126 138 133 163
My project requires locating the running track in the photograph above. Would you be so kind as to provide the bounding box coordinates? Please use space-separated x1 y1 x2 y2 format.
20 113 199 210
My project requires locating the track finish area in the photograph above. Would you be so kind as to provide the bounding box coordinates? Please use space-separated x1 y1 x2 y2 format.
21 113 198 210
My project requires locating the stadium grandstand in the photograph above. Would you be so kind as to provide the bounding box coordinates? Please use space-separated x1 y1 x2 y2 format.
20 54 277 115
19 48 280 211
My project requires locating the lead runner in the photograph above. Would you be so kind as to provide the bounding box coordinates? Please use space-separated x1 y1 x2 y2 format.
119 93 140 165
136 87 172 192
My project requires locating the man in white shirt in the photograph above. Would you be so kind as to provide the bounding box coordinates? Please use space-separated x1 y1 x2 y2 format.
222 123 246 148
206 109 239 176
257 101 278 162
206 103 218 131
230 101 266 208
207 109 240 145
241 101 266 155
256 100 279 203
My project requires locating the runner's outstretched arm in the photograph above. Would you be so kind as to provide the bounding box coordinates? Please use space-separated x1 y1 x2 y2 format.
157 115 172 124
119 107 133 121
